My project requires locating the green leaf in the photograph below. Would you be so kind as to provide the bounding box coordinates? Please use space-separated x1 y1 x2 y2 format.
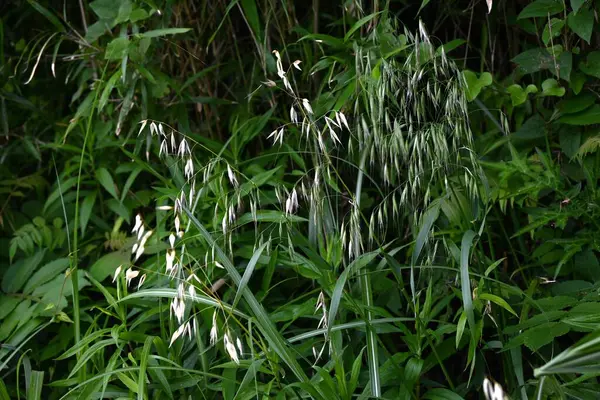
129 8 149 23
89 250 130 282
2 250 45 293
105 37 129 60
580 51 600 78
559 104 600 125
27 371 44 400
232 242 268 309
559 129 581 159
542 18 564 45
23 258 70 294
568 9 594 43
513 114 546 139
115 0 132 24
478 293 517 316
137 336 154 400
507 84 537 106
570 72 587 94
80 192 97 236
558 92 596 114
27 0 65 32
570 0 587 14
344 12 383 42
523 322 570 351
184 207 312 385
95 167 119 200
328 251 378 333
462 71 492 101
139 28 191 38
460 230 477 335
518 0 564 19
436 39 466 55
541 78 565 97
512 48 554 74
240 0 263 44
98 70 122 111
89 0 120 19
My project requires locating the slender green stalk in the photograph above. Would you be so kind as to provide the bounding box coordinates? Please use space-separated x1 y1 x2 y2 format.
354 146 381 397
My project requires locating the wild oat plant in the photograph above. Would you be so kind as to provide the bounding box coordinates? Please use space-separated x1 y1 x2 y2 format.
132 19 483 394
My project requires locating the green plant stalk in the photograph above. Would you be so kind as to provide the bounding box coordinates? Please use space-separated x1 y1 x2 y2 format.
354 145 381 398
72 66 107 380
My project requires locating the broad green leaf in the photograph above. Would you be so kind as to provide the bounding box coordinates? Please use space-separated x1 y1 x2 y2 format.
559 129 581 159
512 48 554 74
23 258 69 294
580 51 600 78
523 322 570 351
89 0 120 19
139 28 191 38
104 37 129 60
95 167 119 200
462 71 492 101
568 9 594 43
570 0 586 14
558 92 596 114
0 297 20 320
559 104 600 125
541 78 565 97
513 114 546 139
115 0 132 24
517 0 564 19
542 18 564 45
570 71 587 94
89 250 130 282
507 84 537 106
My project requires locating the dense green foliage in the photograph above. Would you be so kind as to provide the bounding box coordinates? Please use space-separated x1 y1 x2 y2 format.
2 0 600 398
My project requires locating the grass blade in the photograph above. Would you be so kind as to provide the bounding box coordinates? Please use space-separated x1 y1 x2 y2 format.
233 242 268 309
184 207 310 384
27 370 44 400
460 230 477 333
